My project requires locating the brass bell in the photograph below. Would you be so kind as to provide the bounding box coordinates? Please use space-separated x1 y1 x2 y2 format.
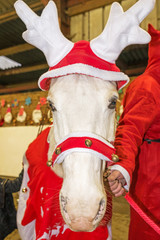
55 147 61 155
49 118 53 123
112 154 119 162
47 159 52 167
22 187 27 193
85 139 92 147
30 120 34 125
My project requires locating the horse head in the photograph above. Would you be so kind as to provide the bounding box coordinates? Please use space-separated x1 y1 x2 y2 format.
15 0 155 232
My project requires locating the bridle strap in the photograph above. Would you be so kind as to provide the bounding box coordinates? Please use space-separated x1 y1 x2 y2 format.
51 132 115 165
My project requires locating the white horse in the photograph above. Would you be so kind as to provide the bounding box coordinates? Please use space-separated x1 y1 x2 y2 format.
47 74 117 231
14 0 155 239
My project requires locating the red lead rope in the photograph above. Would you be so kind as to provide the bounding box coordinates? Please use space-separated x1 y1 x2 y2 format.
124 193 160 235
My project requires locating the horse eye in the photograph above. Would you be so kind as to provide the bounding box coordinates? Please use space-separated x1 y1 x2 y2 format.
48 100 56 112
108 97 117 109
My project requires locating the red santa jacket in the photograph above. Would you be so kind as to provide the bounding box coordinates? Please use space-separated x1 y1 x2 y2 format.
114 24 160 239
17 127 112 240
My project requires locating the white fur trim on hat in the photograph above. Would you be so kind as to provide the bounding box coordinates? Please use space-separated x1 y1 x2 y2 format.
38 63 129 91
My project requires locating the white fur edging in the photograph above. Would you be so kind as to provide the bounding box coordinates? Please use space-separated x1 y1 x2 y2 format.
38 63 129 90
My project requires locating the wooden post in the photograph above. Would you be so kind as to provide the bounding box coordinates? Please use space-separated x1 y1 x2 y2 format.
54 0 70 38
67 0 122 16
38 0 70 38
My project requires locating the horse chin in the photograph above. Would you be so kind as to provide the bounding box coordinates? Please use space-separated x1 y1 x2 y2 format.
62 213 103 232
62 211 100 232
68 217 97 232
60 195 106 232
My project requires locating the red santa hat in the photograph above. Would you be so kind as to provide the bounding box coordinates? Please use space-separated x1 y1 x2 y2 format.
6 105 11 113
14 0 155 91
36 103 41 110
146 24 160 69
38 40 129 91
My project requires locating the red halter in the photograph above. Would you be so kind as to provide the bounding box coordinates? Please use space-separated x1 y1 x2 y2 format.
48 132 116 166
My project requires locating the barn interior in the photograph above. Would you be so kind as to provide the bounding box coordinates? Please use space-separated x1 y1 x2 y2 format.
0 0 159 239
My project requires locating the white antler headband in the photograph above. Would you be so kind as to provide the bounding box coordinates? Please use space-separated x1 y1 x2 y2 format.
91 0 155 63
14 0 73 67
14 0 156 90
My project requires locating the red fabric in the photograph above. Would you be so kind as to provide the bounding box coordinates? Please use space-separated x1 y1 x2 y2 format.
0 118 4 126
39 40 127 91
52 135 115 164
23 127 111 240
19 107 24 116
6 107 11 113
114 24 160 239
49 41 120 72
36 103 41 110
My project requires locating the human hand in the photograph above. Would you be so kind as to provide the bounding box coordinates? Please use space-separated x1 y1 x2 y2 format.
105 170 126 197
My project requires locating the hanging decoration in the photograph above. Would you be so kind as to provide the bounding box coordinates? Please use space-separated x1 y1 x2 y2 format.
32 102 42 124
1 99 5 107
25 97 32 106
0 107 4 126
0 118 4 126
17 105 27 123
0 91 49 127
12 99 19 107
118 89 123 94
40 97 47 106
4 104 12 123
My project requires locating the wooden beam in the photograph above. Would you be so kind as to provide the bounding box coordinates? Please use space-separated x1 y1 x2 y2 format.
54 0 70 37
40 0 49 6
0 63 48 77
66 0 121 16
116 59 128 71
0 43 34 56
0 82 39 94
124 66 146 76
0 1 43 24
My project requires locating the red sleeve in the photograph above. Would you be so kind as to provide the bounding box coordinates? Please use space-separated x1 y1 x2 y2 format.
114 87 158 181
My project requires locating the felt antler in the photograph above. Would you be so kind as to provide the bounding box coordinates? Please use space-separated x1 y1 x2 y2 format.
14 0 156 91
90 0 156 63
14 0 73 67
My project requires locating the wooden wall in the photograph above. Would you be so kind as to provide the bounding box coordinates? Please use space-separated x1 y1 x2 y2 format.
70 0 158 42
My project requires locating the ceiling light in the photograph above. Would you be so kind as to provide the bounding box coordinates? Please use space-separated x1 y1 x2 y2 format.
0 56 21 70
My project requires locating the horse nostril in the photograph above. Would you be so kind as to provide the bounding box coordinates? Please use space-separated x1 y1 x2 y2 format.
94 199 106 222
61 195 68 213
99 199 105 210
99 199 105 215
60 195 72 224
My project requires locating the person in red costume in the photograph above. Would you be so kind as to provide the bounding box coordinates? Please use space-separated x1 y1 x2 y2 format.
108 24 160 240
